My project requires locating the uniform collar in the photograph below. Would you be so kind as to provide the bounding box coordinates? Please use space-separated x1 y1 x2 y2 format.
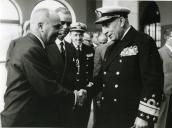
121 25 131 40
72 42 82 51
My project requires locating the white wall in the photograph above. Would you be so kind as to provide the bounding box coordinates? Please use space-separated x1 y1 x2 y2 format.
0 63 7 113
156 1 172 26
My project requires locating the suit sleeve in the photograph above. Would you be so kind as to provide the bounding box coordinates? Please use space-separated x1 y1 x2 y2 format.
22 46 75 105
137 35 164 123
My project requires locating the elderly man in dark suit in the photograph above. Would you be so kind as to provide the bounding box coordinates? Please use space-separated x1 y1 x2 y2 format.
69 22 95 128
93 6 164 128
156 28 172 128
1 8 86 127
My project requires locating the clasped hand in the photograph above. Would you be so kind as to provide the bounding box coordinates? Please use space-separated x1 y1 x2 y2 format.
74 89 87 107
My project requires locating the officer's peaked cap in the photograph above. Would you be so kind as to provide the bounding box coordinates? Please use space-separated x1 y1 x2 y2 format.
95 6 130 24
70 22 87 32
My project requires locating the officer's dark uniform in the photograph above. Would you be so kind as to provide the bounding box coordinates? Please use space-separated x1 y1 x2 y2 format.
70 22 95 127
93 6 164 128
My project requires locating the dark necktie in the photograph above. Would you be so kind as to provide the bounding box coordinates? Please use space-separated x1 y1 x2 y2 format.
60 42 65 61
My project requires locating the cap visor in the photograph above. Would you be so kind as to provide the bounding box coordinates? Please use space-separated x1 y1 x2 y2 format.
95 16 116 24
70 29 85 32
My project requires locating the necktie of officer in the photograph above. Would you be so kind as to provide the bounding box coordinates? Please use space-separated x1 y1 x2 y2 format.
60 42 65 61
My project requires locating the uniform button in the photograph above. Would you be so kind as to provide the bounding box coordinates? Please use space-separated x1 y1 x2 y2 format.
116 71 120 75
114 84 118 88
86 58 89 60
76 79 79 82
103 84 106 87
85 72 88 74
77 72 79 75
103 72 107 75
119 59 122 63
86 65 88 67
102 97 104 100
113 98 117 102
152 94 155 98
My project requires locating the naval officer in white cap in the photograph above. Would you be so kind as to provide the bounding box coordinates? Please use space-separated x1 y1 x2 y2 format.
93 6 164 128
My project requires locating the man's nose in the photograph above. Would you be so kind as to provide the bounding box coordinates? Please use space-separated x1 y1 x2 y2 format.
63 23 68 29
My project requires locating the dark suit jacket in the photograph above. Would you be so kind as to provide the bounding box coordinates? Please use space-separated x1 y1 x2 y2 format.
46 41 76 126
47 42 94 127
1 33 75 127
94 26 164 128
46 41 75 90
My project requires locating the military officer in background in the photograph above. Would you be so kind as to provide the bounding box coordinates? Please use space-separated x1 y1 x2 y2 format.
69 22 94 127
93 6 164 128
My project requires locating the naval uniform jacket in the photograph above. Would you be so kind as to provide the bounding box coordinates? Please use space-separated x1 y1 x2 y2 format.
46 41 76 126
94 26 164 128
94 41 113 77
70 43 94 127
1 33 75 127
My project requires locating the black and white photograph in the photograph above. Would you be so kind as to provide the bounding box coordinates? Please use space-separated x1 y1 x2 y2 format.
0 0 172 128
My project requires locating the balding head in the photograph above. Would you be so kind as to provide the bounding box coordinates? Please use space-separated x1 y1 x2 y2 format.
30 8 61 45
30 8 50 31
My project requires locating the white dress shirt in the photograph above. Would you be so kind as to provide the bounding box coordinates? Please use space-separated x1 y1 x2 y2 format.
55 38 65 53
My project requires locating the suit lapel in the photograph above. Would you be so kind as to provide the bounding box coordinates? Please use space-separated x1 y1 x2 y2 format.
103 26 136 70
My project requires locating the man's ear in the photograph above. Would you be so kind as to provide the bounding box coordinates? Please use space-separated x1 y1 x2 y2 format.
38 22 43 32
120 17 125 27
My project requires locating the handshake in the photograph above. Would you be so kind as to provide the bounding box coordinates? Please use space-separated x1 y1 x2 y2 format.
74 89 87 107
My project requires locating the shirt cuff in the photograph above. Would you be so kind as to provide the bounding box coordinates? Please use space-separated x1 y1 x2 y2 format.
73 90 77 107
